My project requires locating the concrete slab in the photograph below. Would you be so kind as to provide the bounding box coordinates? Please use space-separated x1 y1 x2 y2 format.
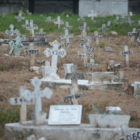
5 121 140 140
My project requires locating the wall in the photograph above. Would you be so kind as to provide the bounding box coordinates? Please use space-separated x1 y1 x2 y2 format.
79 0 128 17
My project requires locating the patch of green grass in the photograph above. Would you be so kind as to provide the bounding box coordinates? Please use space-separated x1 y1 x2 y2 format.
98 41 105 48
0 11 140 36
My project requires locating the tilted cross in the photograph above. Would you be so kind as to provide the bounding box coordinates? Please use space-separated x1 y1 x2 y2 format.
5 24 20 39
26 20 38 37
88 10 97 20
9 86 35 123
61 28 74 47
120 45 133 66
54 16 64 29
9 36 24 56
44 40 66 79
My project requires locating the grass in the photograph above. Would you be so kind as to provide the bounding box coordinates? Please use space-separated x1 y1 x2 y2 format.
0 10 140 36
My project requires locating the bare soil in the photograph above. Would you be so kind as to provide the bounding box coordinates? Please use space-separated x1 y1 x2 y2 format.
0 34 140 138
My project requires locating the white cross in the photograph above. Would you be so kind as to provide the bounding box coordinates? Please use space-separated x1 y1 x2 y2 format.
15 11 25 22
26 20 38 37
88 10 97 20
5 24 20 39
79 22 89 40
39 28 45 35
44 40 66 79
22 20 29 28
61 28 73 47
54 16 64 29
64 21 72 30
45 16 52 23
120 45 133 66
28 77 53 125
9 86 34 123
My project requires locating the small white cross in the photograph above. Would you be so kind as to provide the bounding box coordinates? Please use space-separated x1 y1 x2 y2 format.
79 22 89 40
54 16 64 29
88 10 97 20
15 10 25 22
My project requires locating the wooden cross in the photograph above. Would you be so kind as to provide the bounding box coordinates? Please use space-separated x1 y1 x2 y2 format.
9 86 34 123
26 20 38 37
88 10 97 20
24 43 40 67
54 16 64 29
61 28 73 47
120 45 133 66
44 40 66 79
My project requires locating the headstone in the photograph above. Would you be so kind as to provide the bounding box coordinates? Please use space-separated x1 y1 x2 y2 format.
9 36 24 56
9 86 34 123
61 28 73 47
44 40 66 80
54 16 64 29
120 45 133 66
5 24 20 39
22 20 29 28
87 58 98 71
26 20 38 37
93 31 102 45
107 21 111 27
45 16 53 23
27 135 46 140
48 105 82 125
88 10 97 20
131 81 140 98
106 106 122 114
15 10 25 22
64 21 72 30
24 43 40 67
101 24 107 33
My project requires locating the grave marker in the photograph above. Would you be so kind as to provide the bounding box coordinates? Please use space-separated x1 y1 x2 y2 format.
44 40 66 80
88 10 97 20
79 22 89 40
15 10 25 22
64 21 72 30
5 24 20 39
9 36 24 56
132 81 140 98
26 20 38 37
9 87 34 123
61 28 73 47
120 45 133 66
45 16 53 23
54 16 64 29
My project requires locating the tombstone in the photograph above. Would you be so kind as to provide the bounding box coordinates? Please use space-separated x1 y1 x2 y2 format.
131 81 140 98
61 28 73 47
107 21 111 27
27 135 46 140
93 31 102 45
38 28 46 36
106 106 122 114
109 60 115 71
88 10 97 20
120 45 133 66
5 24 20 39
9 87 34 123
9 36 24 56
87 58 98 71
22 20 30 28
63 64 84 80
24 43 40 67
128 28 139 41
101 24 107 34
26 20 38 37
78 39 94 67
79 22 89 40
15 10 25 22
54 16 64 29
44 40 66 80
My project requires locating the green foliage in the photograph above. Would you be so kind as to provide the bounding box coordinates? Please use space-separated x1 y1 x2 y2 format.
0 12 140 36
98 41 105 48
0 108 19 127
0 65 8 71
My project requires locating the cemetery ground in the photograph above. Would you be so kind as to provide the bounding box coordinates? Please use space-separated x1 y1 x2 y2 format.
0 12 140 139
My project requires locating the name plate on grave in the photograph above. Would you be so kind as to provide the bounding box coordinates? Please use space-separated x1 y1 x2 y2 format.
48 105 82 125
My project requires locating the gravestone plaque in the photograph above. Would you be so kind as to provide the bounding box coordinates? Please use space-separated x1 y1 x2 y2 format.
48 105 82 125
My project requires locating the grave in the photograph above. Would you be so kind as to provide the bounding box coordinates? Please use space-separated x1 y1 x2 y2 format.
79 22 89 41
43 40 66 80
5 24 20 39
64 21 72 30
8 36 24 56
45 16 53 23
128 28 140 42
78 39 94 67
54 16 64 29
88 10 97 20
15 10 25 22
120 45 133 66
60 28 74 47
27 135 46 140
131 81 140 98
